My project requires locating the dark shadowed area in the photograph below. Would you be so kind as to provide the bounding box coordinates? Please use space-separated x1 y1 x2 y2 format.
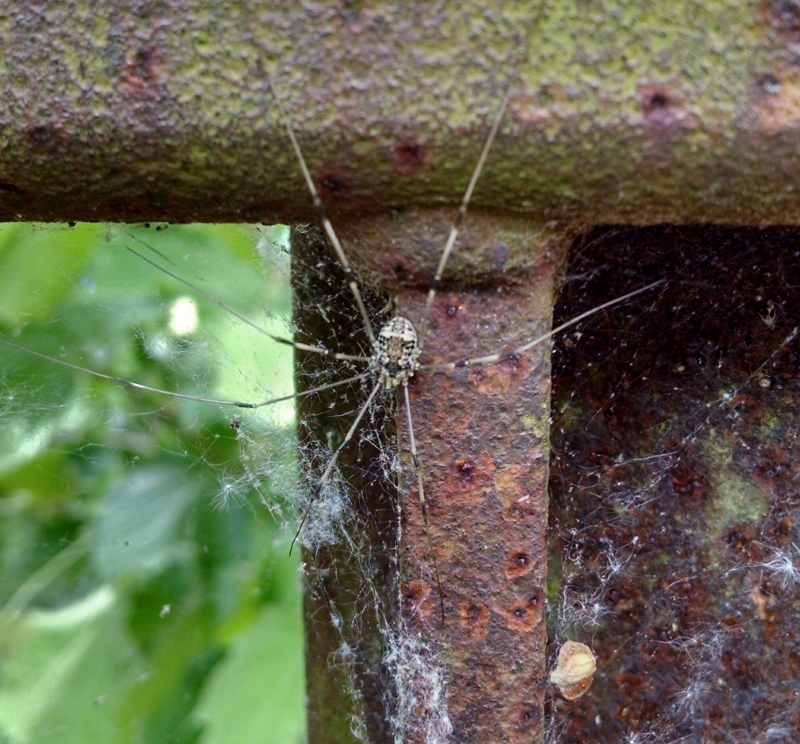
549 226 800 741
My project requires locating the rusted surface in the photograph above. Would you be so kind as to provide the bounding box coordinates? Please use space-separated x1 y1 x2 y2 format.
333 208 574 294
292 226 396 744
8 2 800 230
11 2 800 740
549 226 800 741
393 219 569 742
294 212 570 741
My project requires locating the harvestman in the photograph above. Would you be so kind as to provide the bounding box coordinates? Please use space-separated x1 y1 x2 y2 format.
260 77 663 557
0 78 662 571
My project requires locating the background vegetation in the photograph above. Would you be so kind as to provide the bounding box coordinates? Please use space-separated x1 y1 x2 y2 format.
0 224 305 744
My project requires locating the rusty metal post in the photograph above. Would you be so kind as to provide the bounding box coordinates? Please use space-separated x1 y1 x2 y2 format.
292 226 397 744
295 208 571 742
393 225 568 743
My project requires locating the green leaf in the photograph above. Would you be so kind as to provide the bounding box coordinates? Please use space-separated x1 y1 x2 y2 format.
93 464 203 582
194 604 305 744
0 587 145 744
0 224 100 325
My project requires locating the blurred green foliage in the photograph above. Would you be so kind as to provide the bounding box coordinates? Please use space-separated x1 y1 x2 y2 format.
0 224 305 744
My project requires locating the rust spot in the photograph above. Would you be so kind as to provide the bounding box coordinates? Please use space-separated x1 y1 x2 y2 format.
25 123 64 152
459 600 490 640
130 49 155 80
754 68 800 135
321 174 346 193
496 598 540 633
392 262 408 280
123 46 167 90
759 73 782 95
393 140 431 170
514 705 540 730
638 84 686 127
639 83 693 129
433 451 494 508
403 579 433 619
761 0 800 43
377 253 415 285
506 549 535 579
645 90 669 112
456 459 475 479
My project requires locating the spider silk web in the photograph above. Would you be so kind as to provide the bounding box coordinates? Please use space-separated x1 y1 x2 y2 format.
547 225 800 743
0 221 450 744
3 222 798 743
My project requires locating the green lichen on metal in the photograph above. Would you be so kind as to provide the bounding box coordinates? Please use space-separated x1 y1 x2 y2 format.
2 0 800 235
702 433 770 544
521 409 550 440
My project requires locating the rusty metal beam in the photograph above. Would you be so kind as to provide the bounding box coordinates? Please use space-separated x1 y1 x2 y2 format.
3 1 800 229
295 214 571 743
394 227 565 742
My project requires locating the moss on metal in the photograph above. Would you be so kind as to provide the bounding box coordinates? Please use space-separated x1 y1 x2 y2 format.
3 1 800 237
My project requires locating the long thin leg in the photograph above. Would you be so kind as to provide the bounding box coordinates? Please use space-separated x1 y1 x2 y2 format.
421 280 665 371
0 337 371 409
291 379 384 553
263 72 377 348
416 87 514 353
403 383 445 623
125 240 370 364
415 0 552 351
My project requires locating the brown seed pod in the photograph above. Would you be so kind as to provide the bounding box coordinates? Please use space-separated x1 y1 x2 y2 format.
549 640 597 700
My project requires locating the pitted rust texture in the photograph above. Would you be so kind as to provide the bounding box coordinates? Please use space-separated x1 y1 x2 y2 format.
549 226 800 741
329 208 577 296
9 2 800 228
394 226 567 743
